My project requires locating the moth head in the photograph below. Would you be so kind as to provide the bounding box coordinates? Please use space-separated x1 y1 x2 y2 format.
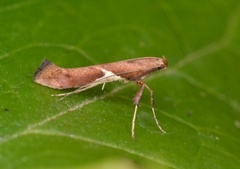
158 56 168 70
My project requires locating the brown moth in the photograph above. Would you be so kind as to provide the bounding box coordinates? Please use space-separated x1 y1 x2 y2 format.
34 56 168 138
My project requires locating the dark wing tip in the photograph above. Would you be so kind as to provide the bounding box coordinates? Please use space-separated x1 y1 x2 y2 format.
33 59 53 80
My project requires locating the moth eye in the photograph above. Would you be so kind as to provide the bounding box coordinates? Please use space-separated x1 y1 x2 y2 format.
157 64 164 70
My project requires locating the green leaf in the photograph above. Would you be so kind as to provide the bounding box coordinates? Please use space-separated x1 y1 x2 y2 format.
0 0 240 169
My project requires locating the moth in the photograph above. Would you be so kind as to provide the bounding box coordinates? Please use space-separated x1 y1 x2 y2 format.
34 56 168 138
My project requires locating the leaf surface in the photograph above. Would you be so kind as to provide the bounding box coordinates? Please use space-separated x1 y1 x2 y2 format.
0 0 240 169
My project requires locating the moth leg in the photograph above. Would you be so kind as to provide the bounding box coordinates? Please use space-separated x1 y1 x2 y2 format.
143 83 166 134
132 81 145 139
101 83 106 90
52 89 82 100
52 83 99 99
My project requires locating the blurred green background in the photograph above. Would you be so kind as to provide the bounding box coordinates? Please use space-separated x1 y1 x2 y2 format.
0 0 240 169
